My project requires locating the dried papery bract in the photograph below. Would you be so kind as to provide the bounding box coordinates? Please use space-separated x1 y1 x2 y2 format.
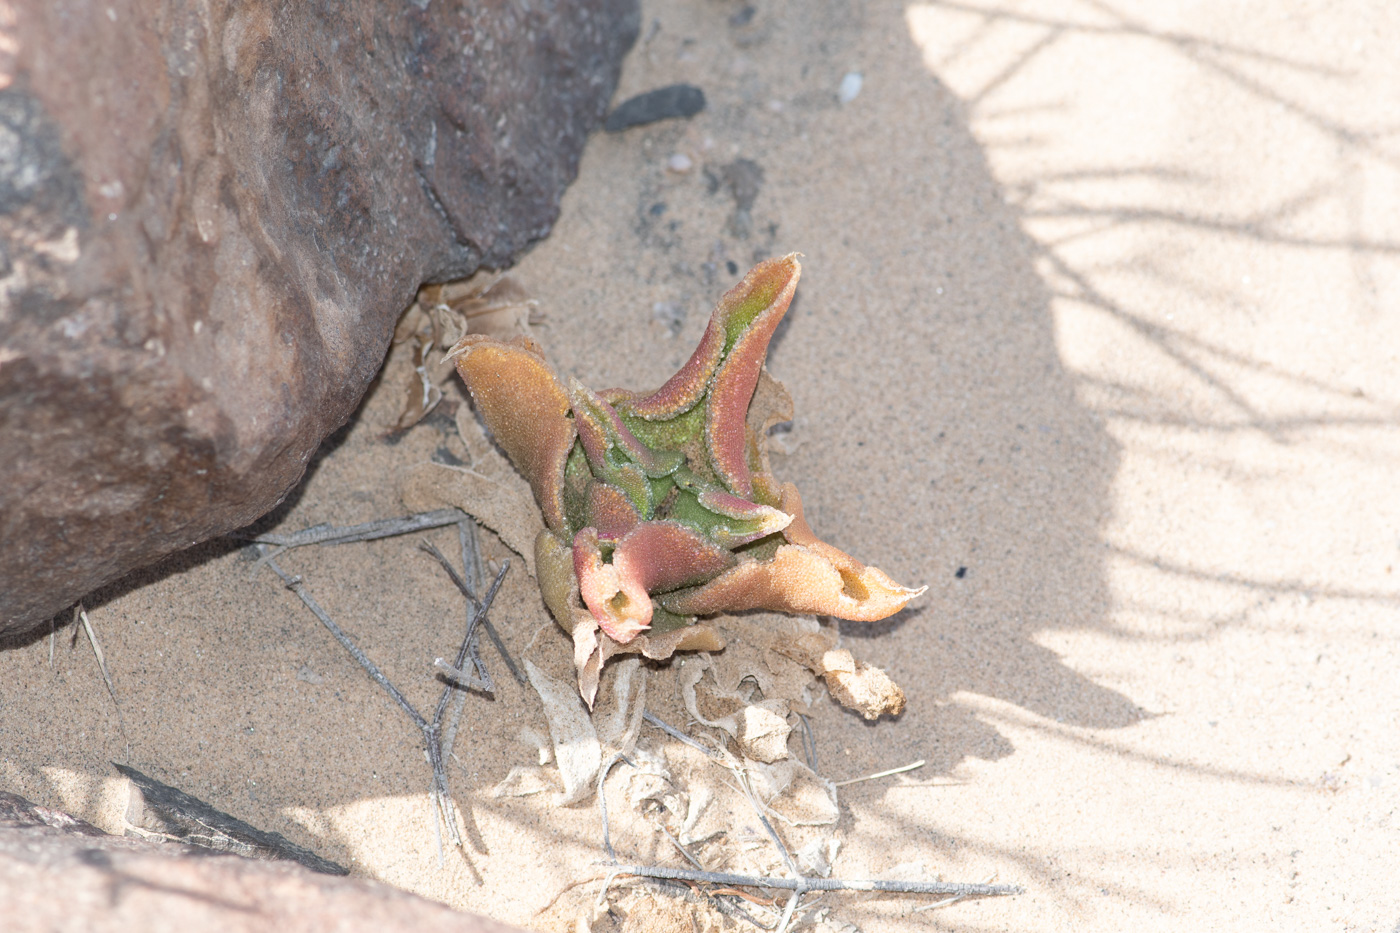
448 255 926 705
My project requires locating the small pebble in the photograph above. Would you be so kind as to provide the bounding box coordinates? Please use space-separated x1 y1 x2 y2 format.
838 71 863 104
728 5 756 27
667 152 693 173
605 84 706 132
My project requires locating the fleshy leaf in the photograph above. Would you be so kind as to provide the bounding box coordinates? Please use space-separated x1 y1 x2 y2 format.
545 523 725 708
659 480 925 620
568 378 682 478
619 255 800 423
703 255 801 496
569 378 683 520
573 527 651 644
585 481 641 542
647 603 694 634
574 522 735 643
744 369 794 507
447 335 575 533
657 542 924 622
666 484 793 549
561 442 593 537
616 316 725 421
775 482 922 603
612 520 736 594
616 399 708 454
536 529 582 632
613 460 654 518
571 383 611 474
698 486 791 526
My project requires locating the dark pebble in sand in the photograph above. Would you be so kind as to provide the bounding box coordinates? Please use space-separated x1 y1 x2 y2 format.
605 84 706 131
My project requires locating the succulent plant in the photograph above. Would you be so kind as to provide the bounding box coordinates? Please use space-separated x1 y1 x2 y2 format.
447 255 925 704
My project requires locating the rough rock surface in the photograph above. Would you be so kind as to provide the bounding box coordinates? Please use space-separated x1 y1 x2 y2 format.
0 0 638 639
0 791 522 932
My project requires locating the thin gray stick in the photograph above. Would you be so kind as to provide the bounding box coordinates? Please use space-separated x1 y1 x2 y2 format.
434 658 490 691
596 752 630 862
774 892 800 933
78 606 131 763
648 818 775 929
642 711 798 880
643 877 776 931
796 713 817 773
606 865 1022 898
422 538 491 691
478 614 526 685
914 889 974 912
642 711 722 759
734 767 802 881
260 547 463 850
425 558 510 850
262 551 427 730
420 541 526 686
437 521 480 765
420 541 482 612
657 824 706 871
431 559 509 716
430 791 446 868
430 780 462 853
459 518 485 604
255 525 510 863
832 760 925 787
541 868 775 932
251 510 465 548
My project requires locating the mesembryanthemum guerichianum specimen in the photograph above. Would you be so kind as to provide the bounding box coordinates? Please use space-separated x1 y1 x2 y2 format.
446 255 926 705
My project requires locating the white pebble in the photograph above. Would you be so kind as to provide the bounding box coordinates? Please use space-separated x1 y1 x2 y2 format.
667 152 693 173
838 72 863 104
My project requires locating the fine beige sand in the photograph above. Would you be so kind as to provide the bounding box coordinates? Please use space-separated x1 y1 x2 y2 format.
4 1 1398 930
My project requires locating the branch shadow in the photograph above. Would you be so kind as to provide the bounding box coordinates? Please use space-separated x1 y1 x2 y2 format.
828 0 1400 805
762 7 1138 778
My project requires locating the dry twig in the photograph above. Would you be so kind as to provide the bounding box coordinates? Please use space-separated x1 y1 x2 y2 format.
258 543 509 855
832 759 926 787
247 509 466 569
621 711 1021 920
606 864 1021 898
419 540 526 686
78 606 130 762
250 509 466 548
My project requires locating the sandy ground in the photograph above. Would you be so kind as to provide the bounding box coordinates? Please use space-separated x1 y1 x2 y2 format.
4 1 1399 930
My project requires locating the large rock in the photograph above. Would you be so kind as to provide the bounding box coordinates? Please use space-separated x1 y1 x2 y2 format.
0 791 521 932
0 0 638 638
